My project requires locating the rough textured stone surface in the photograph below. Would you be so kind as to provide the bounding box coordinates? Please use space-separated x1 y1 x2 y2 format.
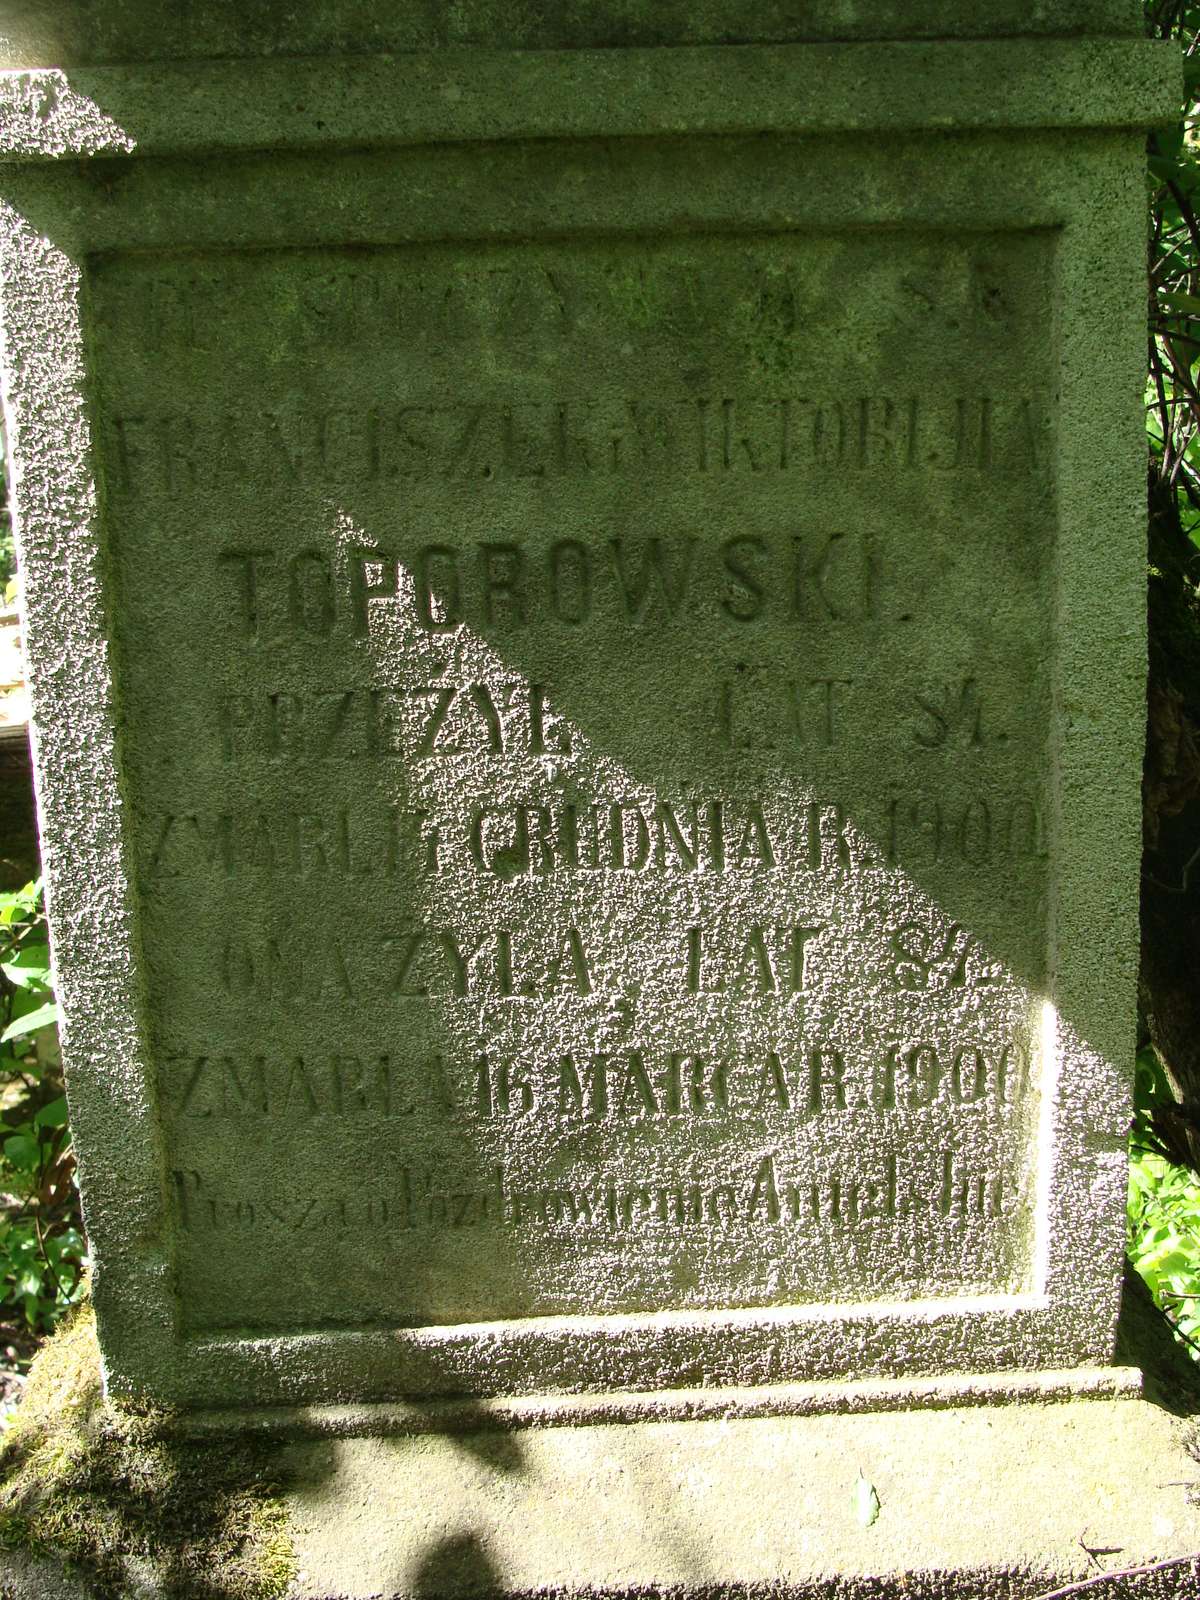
277 1395 1200 1600
0 7 1180 1418
11 1392 1200 1599
4 1289 1197 1598
0 0 1148 68
0 42 1177 160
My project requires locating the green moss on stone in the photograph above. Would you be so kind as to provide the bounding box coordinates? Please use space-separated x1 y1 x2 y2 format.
0 1305 295 1600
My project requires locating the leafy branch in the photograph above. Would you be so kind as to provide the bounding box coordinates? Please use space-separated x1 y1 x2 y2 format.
0 879 85 1359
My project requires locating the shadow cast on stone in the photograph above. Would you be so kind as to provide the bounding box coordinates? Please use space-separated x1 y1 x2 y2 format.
379 1401 530 1475
407 1532 506 1600
1116 1260 1200 1420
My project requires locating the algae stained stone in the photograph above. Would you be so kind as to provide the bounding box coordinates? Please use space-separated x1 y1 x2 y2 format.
0 3 1179 1408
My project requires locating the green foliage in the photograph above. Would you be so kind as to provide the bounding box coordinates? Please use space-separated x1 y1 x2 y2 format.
1129 1046 1200 1357
0 879 85 1351
0 1303 296 1599
1147 2 1200 537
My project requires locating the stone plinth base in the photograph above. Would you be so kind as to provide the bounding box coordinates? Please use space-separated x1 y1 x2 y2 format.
179 1364 1143 1440
4 1373 1199 1599
274 1385 1199 1599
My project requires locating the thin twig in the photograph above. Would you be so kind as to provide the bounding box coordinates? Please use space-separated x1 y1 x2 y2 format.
1153 349 1178 481
1162 333 1200 406
31 1210 66 1301
1165 1314 1200 1360
1028 1552 1200 1600
1151 325 1200 350
1165 174 1200 266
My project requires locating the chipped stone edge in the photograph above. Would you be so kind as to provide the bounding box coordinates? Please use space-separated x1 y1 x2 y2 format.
0 37 1182 163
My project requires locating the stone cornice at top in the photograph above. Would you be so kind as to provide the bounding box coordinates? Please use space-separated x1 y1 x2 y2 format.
0 0 1152 67
0 37 1182 164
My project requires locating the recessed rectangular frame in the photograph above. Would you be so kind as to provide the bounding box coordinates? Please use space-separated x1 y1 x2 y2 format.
0 39 1172 1407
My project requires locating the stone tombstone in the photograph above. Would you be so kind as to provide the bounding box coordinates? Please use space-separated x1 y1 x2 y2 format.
0 4 1178 1412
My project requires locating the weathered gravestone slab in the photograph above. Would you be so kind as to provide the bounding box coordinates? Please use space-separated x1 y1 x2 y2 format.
0 3 1179 1424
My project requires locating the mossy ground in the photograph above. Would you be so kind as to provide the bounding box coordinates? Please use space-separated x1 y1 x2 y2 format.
0 1305 295 1600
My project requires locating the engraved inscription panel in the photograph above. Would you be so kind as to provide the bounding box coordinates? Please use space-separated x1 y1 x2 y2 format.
90 232 1055 1333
